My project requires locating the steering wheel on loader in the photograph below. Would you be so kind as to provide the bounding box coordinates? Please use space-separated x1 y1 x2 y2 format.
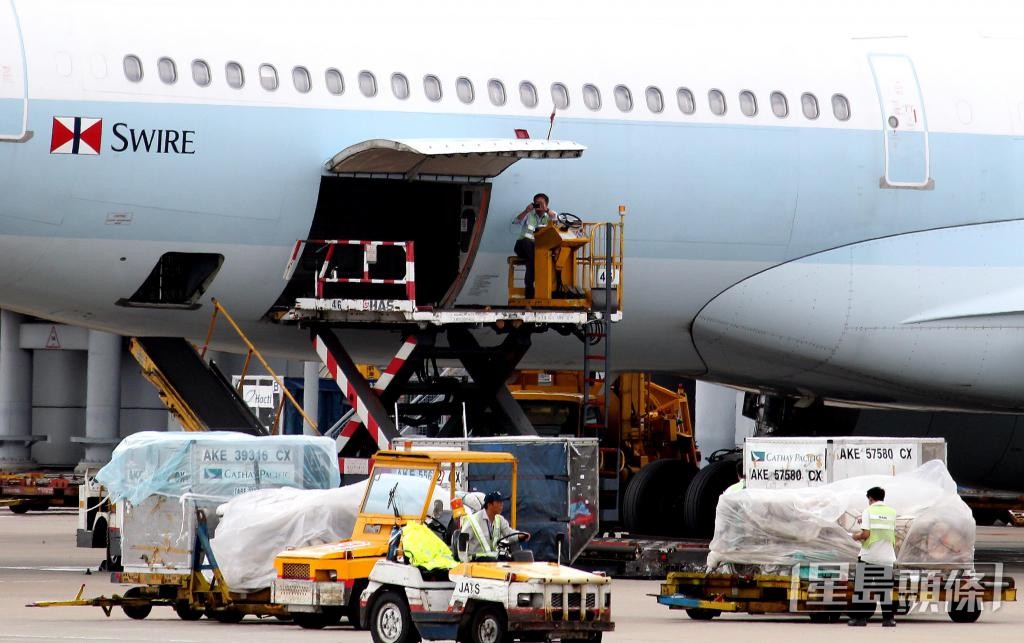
555 212 583 230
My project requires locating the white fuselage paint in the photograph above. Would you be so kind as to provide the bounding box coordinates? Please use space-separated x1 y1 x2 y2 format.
3 1 1024 411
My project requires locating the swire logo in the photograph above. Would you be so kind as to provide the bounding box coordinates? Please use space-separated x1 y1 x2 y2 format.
50 116 102 155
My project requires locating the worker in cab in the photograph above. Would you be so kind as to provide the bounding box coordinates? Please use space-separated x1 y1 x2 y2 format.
459 491 529 561
512 194 555 299
849 486 898 627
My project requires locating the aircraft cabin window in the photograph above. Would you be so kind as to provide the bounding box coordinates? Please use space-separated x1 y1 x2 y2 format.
770 91 788 117
191 60 211 87
123 55 143 83
646 87 664 113
359 71 377 97
259 64 279 91
614 85 632 112
391 73 410 99
708 89 726 115
739 90 757 117
582 84 601 111
676 87 695 114
293 66 312 93
801 92 819 119
456 77 475 104
157 57 176 85
488 79 506 106
423 75 442 101
325 68 344 95
551 83 570 110
832 93 851 121
519 81 538 108
225 62 244 89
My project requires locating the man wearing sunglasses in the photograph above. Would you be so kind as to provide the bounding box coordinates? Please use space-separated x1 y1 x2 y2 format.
512 193 556 299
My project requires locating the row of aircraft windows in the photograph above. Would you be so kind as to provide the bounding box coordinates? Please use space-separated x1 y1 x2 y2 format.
123 55 852 121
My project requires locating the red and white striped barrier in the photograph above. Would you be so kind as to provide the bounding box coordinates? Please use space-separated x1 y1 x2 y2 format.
313 333 392 452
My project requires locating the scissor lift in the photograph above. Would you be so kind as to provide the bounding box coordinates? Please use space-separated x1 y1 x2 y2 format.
276 211 625 459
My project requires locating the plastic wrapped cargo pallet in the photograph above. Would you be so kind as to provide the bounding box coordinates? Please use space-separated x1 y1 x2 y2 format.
210 481 367 591
95 431 340 575
707 460 974 572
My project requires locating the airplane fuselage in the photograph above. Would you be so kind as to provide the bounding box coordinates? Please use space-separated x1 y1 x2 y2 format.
3 1 1024 412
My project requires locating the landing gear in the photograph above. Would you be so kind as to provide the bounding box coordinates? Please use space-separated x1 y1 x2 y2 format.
621 459 694 536
682 457 740 538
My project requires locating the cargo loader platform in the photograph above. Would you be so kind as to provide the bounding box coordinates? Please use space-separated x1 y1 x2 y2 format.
272 211 625 460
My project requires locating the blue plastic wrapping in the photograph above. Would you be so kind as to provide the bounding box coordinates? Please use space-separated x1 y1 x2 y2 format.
96 431 340 505
97 431 340 576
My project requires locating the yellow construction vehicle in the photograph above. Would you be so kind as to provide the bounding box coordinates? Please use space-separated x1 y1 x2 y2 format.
508 371 699 536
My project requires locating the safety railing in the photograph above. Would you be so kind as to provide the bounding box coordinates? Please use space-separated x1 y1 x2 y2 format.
200 298 317 434
576 208 625 313
284 239 417 308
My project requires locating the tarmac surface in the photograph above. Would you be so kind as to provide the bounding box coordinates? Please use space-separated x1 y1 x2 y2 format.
1 510 1022 643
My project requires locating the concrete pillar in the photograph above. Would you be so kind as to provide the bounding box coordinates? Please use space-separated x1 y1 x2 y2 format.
303 361 320 435
0 310 35 470
74 331 122 472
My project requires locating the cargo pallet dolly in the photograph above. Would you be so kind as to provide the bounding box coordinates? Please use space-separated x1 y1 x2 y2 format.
656 568 1017 623
29 508 289 622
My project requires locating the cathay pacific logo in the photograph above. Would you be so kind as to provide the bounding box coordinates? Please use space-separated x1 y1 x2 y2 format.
750 450 766 463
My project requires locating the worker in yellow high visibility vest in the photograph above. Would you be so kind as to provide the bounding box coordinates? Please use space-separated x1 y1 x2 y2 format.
849 486 898 627
459 491 530 561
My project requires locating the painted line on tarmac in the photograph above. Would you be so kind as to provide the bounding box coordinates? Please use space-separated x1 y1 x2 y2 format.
0 636 199 642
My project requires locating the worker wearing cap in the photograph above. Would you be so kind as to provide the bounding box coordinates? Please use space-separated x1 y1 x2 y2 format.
849 486 898 627
459 491 530 561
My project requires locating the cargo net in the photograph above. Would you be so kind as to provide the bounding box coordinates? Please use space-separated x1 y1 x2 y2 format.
707 460 974 573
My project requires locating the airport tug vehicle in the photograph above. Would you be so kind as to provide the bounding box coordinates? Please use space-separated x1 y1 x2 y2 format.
360 491 613 643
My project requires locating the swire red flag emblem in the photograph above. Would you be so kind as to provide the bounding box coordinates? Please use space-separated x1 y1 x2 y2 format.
50 117 102 155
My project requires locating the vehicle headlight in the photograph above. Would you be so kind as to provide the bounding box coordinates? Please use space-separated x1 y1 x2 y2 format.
517 593 543 608
327 570 337 581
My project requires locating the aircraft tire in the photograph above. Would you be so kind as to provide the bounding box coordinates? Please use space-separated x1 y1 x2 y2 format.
682 459 739 538
621 459 694 536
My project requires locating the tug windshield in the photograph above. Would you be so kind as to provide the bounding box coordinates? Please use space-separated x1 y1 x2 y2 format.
361 466 440 517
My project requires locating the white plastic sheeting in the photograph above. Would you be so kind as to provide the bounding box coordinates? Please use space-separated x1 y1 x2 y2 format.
707 460 974 571
211 481 368 591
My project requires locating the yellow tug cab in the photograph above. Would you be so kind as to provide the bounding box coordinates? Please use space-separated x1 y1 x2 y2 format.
271 450 519 629
507 209 624 310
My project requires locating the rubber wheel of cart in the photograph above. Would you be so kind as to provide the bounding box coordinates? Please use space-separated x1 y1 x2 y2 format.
470 605 509 643
121 588 152 620
293 612 329 629
207 607 244 623
173 601 204 621
370 590 420 643
348 579 369 629
685 608 720 620
948 601 982 623
682 459 740 538
9 504 29 514
621 459 695 536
